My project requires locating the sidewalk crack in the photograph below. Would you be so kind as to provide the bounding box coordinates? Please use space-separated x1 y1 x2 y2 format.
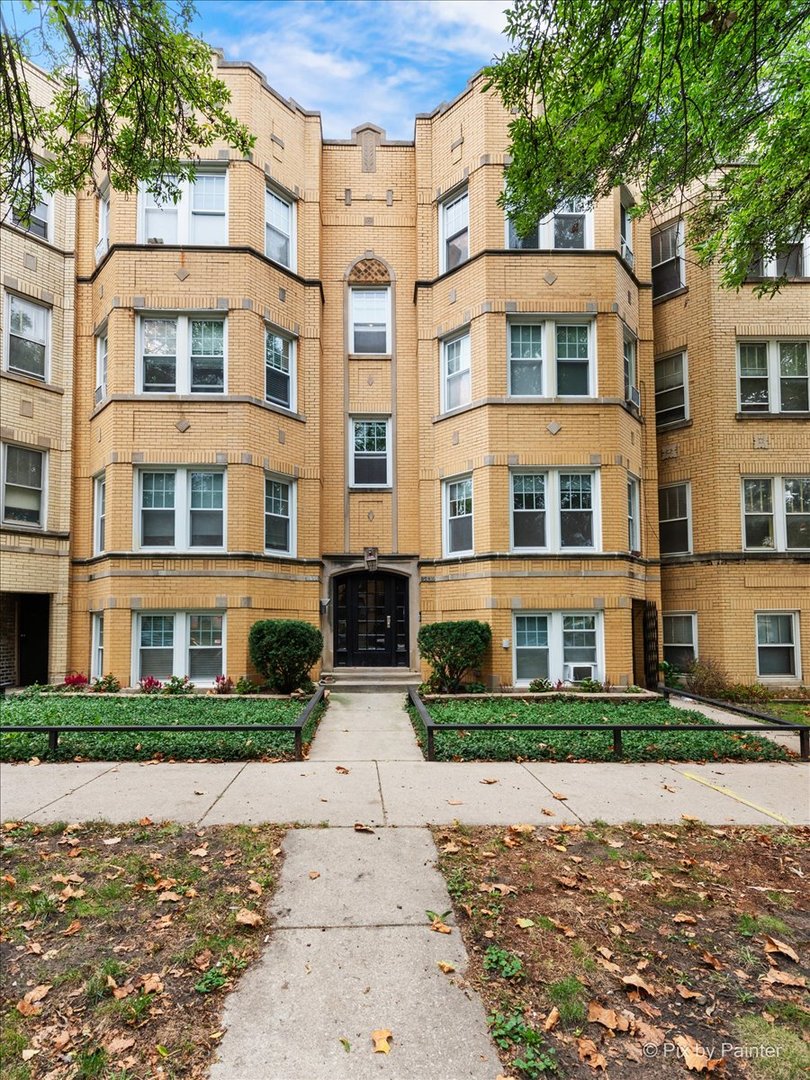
196 762 249 825
374 760 388 826
21 762 121 820
517 763 587 824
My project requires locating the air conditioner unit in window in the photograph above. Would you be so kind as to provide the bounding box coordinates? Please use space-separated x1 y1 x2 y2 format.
564 663 596 683
620 241 634 268
627 385 641 409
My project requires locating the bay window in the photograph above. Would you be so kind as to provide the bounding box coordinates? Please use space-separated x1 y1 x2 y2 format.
6 294 49 381
738 340 809 413
513 611 602 684
136 612 225 685
508 319 594 398
444 476 473 555
139 315 225 394
662 614 697 669
756 613 799 678
139 172 227 245
651 220 685 298
658 483 691 555
442 332 471 412
2 444 45 527
440 189 469 272
265 475 295 555
266 188 295 268
743 476 810 551
138 468 225 550
511 470 599 552
265 329 295 409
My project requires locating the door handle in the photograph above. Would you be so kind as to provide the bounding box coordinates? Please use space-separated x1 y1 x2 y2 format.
386 615 391 629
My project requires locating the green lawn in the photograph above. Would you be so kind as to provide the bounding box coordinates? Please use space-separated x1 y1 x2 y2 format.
0 694 322 762
765 701 810 726
409 697 792 762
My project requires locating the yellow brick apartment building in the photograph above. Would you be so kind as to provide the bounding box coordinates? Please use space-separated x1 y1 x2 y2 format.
1 60 807 690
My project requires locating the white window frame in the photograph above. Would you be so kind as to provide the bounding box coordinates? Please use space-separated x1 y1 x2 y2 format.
134 467 226 552
741 475 810 552
748 236 810 280
131 611 227 687
5 292 51 382
737 339 809 414
506 318 596 399
619 199 634 267
510 469 601 553
443 474 474 556
505 199 594 251
95 330 108 404
137 314 227 395
623 334 638 403
265 185 297 271
439 188 469 273
441 330 472 413
651 220 685 299
658 482 692 556
95 189 110 261
94 472 106 554
91 612 104 680
654 350 689 427
349 417 391 489
137 170 228 246
264 473 296 557
755 612 801 682
350 287 391 356
1 442 47 530
662 613 698 669
11 160 52 242
512 611 604 686
627 475 641 553
264 326 296 411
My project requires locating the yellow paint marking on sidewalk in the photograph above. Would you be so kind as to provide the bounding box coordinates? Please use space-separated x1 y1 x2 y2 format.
679 771 794 826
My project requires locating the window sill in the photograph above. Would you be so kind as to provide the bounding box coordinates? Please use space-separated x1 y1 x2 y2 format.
2 220 74 257
348 353 392 362
653 286 688 305
656 418 693 433
264 549 296 559
90 393 306 422
1 370 64 395
349 486 392 493
745 548 809 555
736 412 810 421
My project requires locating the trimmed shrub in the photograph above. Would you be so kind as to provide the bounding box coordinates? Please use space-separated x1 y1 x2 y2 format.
248 619 323 694
417 619 492 693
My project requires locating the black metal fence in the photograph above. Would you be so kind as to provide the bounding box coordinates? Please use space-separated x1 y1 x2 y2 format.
0 687 325 762
408 687 810 762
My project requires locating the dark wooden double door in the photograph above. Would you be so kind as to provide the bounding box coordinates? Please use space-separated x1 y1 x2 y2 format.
334 571 408 667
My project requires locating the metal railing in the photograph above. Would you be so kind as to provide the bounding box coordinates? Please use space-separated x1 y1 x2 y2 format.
408 687 809 762
0 687 325 762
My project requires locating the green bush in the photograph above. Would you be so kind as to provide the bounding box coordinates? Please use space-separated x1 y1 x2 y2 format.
248 619 323 694
417 619 492 693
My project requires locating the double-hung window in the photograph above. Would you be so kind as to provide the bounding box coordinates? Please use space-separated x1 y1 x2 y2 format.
513 611 602 684
623 335 638 403
553 198 588 249
265 475 295 555
555 324 591 396
138 468 225 550
139 315 225 393
507 198 592 250
444 476 473 555
95 332 108 403
266 188 295 268
6 294 49 381
350 418 390 488
140 172 227 245
662 614 697 669
507 320 594 398
651 220 685 298
738 340 809 413
654 352 688 426
12 162 50 240
620 202 634 267
508 322 543 395
91 613 104 680
351 289 390 354
440 189 469 272
94 474 106 553
627 476 641 552
136 611 225 684
511 470 599 552
96 191 110 261
756 613 800 678
749 237 808 280
442 332 471 411
265 329 295 409
743 476 810 551
2 444 45 527
658 483 691 555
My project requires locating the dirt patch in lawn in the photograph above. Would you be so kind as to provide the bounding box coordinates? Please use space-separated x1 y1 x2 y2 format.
433 821 809 1078
1 821 285 1079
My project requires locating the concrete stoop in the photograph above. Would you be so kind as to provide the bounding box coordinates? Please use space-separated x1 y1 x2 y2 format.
320 668 421 693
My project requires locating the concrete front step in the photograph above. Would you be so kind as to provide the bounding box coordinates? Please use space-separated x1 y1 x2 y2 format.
320 668 421 693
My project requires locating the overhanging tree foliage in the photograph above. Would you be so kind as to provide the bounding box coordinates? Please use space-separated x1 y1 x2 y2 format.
485 0 810 291
0 0 254 221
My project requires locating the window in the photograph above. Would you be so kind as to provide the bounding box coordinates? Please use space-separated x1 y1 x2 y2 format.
623 335 637 402
507 198 592 250
738 340 809 414
2 444 45 527
748 237 809 280
136 612 225 684
440 189 468 272
507 319 594 398
620 203 634 267
12 162 50 240
265 329 295 410
513 611 602 684
444 476 473 555
6 294 49 380
651 220 685 298
658 483 691 555
742 476 810 551
139 315 225 394
91 613 104 680
266 188 294 268
627 476 640 552
511 470 599 552
95 192 109 261
663 614 697 669
756 613 799 678
139 172 227 245
94 474 106 554
265 475 295 555
351 288 390 354
350 418 390 487
442 332 471 412
95 332 108 404
138 468 225 550
654 351 688 426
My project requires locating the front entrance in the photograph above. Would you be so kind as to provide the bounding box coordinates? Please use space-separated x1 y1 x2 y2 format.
333 571 408 667
18 594 50 686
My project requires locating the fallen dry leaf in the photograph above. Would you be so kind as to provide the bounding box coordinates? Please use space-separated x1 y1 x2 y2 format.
437 962 455 974
677 984 704 1000
764 937 799 964
621 973 655 997
478 882 517 896
701 950 724 971
544 1007 560 1032
761 968 806 989
102 837 122 846
588 1001 631 1032
673 1034 725 1073
157 891 183 903
354 823 374 833
21 1048 40 1061
541 808 556 817
235 908 263 927
189 846 209 857
480 778 498 785
25 984 52 1004
447 799 464 806
516 917 535 929
430 917 452 934
371 1029 392 1054
578 1037 607 1071
309 871 321 880
441 842 460 854
509 824 536 834
140 973 163 994
673 912 697 924
248 880 263 896
335 765 350 774
61 919 82 936
106 1036 136 1055
552 792 568 801
15 999 42 1017
138 817 153 826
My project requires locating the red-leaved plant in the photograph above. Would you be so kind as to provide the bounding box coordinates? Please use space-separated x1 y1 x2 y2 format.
63 672 89 690
213 675 234 694
139 675 163 694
